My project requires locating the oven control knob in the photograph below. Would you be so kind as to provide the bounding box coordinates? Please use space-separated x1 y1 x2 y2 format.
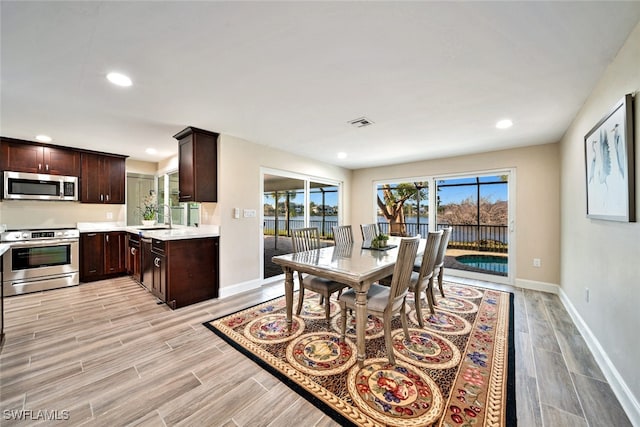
22 232 29 239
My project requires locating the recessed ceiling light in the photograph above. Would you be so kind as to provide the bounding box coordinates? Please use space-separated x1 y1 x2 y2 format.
496 119 513 129
106 72 132 87
145 148 158 155
337 152 347 159
35 134 52 142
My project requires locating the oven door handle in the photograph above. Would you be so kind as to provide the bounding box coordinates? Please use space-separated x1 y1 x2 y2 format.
7 239 79 247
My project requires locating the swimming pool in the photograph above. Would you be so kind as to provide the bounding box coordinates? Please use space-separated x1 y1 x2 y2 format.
455 255 508 275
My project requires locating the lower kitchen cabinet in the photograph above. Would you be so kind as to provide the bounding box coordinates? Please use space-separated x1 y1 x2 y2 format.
141 237 153 290
138 236 219 309
151 244 167 302
80 231 127 282
126 233 141 283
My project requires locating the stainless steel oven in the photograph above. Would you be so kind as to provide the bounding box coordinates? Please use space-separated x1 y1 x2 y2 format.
1 228 79 296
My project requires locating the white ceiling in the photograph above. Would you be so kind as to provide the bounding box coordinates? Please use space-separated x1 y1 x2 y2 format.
2 1 639 170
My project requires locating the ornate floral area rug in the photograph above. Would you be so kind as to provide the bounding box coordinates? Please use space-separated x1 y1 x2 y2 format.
203 282 515 426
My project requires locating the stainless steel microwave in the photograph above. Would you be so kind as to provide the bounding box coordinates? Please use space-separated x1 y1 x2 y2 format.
3 171 78 201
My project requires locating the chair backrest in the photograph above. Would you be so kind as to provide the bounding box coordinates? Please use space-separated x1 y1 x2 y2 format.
360 223 380 241
416 231 443 284
387 236 421 309
291 227 321 253
333 225 354 245
434 227 452 267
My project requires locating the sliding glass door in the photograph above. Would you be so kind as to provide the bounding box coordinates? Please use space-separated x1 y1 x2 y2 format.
375 170 513 283
262 170 342 279
434 174 510 282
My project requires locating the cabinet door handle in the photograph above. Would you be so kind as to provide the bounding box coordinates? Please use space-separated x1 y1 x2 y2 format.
106 194 110 202
131 247 136 255
154 257 160 267
106 235 109 243
100 194 104 201
46 164 49 171
38 163 42 171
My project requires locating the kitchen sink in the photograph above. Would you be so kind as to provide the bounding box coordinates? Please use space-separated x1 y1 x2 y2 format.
136 226 170 230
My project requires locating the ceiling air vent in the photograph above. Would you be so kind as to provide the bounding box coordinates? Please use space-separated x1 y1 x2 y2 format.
348 117 374 128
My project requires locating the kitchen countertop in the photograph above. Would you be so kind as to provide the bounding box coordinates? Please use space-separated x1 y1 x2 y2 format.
77 222 220 241
0 243 10 257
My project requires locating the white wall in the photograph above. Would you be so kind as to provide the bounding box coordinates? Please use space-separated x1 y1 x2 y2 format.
0 158 161 228
0 201 125 229
351 143 561 287
559 21 640 422
196 134 351 294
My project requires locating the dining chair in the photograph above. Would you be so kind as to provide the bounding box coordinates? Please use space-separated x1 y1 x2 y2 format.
409 230 443 326
432 227 453 299
291 227 348 323
332 225 354 245
360 223 380 241
338 235 420 365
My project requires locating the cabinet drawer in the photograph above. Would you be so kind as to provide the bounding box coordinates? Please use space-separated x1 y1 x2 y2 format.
128 233 140 246
151 239 165 254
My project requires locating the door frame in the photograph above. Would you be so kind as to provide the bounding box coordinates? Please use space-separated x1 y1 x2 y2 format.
372 168 516 285
260 167 343 283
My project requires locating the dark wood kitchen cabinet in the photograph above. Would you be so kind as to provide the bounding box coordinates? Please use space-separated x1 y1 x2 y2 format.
80 152 126 204
80 231 127 282
141 237 153 290
150 240 167 302
173 127 218 203
137 236 219 309
126 233 141 283
0 138 80 176
140 236 165 300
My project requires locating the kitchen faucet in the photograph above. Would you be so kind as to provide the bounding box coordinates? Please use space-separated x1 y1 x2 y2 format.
162 204 173 229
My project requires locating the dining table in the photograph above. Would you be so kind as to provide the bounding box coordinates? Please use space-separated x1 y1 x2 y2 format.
271 236 425 367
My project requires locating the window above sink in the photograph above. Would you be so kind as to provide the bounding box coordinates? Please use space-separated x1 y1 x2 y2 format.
126 170 200 227
157 171 200 227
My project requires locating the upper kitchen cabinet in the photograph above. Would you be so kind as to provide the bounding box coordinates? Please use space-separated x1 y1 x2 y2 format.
80 152 126 204
173 127 218 203
0 137 80 176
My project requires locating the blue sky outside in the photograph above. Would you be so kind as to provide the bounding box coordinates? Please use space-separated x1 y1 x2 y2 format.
264 186 338 208
264 176 507 212
436 176 508 205
377 175 508 208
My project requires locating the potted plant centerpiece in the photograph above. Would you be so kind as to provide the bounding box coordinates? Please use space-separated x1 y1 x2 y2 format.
139 193 158 226
371 233 389 249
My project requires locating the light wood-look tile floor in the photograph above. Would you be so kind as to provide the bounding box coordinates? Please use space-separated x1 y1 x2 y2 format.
0 276 632 426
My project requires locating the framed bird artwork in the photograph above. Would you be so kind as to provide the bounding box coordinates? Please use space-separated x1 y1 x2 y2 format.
584 93 635 222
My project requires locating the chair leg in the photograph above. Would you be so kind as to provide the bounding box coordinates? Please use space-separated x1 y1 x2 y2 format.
438 267 445 298
383 311 395 365
425 277 436 314
324 293 331 322
400 301 410 342
413 290 425 328
296 275 305 315
339 302 347 340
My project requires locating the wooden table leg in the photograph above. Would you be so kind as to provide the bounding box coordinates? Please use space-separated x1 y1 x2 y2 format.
284 267 294 330
355 288 367 367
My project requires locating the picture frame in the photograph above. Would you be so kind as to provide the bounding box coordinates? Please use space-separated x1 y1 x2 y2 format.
584 93 635 222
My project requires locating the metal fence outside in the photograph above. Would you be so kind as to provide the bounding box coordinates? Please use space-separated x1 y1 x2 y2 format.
263 219 508 252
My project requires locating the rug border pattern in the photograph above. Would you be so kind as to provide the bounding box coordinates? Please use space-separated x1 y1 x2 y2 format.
203 286 516 427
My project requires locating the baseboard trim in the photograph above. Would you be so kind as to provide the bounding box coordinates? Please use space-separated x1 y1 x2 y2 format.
218 279 263 299
514 278 560 294
558 289 640 426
